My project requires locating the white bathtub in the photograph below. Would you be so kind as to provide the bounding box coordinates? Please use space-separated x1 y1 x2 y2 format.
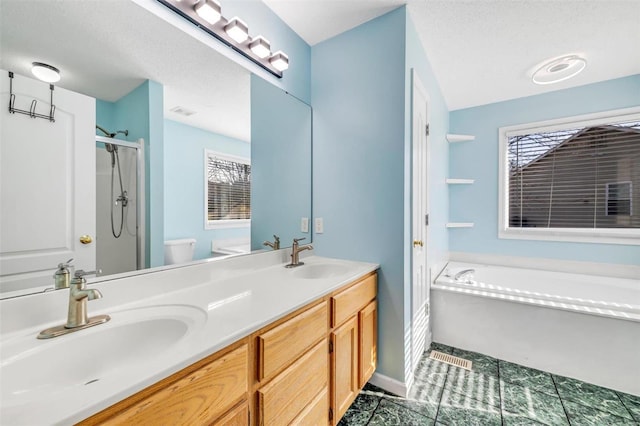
432 261 640 395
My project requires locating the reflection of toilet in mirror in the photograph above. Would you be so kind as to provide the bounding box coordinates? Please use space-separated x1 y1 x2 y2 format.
164 239 196 265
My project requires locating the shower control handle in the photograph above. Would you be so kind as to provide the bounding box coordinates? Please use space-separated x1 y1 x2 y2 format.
79 235 93 244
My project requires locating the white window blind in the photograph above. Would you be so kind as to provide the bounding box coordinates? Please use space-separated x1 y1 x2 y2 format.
206 151 250 223
507 120 640 230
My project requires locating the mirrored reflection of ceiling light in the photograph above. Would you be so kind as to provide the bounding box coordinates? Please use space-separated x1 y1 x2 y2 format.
194 0 221 25
532 55 587 85
249 36 271 59
269 51 289 72
225 17 249 43
31 62 60 83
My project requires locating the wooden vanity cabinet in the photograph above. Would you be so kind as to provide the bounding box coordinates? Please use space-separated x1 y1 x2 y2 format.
330 273 377 425
79 271 377 426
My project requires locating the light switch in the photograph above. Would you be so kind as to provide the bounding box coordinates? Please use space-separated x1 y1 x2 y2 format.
301 217 309 233
315 217 324 234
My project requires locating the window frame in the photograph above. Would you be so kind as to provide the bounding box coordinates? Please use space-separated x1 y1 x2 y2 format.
204 149 251 230
498 106 640 246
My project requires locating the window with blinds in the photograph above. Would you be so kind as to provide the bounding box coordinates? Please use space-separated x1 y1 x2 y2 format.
205 150 250 227
500 108 640 244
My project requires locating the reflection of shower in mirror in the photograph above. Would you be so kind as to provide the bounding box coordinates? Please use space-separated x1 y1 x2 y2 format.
95 131 143 277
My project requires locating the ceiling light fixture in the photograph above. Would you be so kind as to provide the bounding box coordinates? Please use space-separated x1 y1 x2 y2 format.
269 51 289 72
31 62 61 83
224 17 249 43
194 0 221 25
532 55 587 85
158 0 288 78
249 36 271 59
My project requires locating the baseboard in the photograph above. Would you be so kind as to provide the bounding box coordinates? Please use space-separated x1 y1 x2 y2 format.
368 372 408 398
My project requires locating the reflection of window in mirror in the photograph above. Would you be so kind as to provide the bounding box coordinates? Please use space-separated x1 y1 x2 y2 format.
205 150 251 229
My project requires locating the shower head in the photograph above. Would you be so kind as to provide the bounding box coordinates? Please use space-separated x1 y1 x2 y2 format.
105 143 117 167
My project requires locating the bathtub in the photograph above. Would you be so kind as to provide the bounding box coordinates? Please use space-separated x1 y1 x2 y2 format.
431 261 640 395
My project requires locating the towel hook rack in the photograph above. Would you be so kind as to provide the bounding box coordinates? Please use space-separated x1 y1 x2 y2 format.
8 71 56 122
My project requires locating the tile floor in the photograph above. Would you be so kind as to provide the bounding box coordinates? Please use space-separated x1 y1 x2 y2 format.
339 342 640 425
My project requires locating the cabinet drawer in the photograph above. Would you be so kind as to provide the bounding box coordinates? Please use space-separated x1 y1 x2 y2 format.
258 339 328 426
291 388 329 426
258 300 328 381
331 273 376 328
213 401 248 426
97 344 248 425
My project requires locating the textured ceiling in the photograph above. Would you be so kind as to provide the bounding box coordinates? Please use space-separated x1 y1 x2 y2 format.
2 0 638 128
263 0 640 110
0 0 250 141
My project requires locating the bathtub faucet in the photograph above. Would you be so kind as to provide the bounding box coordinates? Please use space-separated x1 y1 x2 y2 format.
454 269 475 281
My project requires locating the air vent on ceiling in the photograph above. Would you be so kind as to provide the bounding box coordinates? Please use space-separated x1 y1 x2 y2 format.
170 106 197 116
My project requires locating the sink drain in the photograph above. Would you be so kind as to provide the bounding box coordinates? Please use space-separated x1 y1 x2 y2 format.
84 378 100 385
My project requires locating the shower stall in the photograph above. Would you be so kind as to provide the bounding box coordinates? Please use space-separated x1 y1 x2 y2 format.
95 134 145 276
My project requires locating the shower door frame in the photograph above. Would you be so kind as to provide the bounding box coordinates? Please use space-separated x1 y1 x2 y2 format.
96 135 146 271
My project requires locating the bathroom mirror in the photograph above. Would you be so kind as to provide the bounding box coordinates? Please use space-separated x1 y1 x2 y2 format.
0 0 311 298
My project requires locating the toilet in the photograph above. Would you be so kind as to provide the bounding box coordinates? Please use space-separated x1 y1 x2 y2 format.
164 238 196 265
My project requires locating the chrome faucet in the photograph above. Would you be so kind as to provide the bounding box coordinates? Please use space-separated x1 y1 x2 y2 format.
263 235 280 250
38 270 110 339
454 269 475 281
285 237 313 268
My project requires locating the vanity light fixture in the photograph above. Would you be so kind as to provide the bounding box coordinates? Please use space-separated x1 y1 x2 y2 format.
532 55 587 85
158 0 288 78
270 51 289 72
224 17 249 43
249 36 271 59
194 0 221 24
31 62 60 83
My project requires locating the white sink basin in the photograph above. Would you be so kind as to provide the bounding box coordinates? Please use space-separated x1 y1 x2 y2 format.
293 263 350 279
1 304 206 406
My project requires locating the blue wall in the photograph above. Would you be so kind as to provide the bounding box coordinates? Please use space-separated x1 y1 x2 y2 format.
450 75 640 265
96 80 165 268
312 8 407 382
164 119 250 260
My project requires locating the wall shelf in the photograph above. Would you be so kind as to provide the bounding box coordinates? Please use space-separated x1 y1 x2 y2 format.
446 222 474 228
446 134 475 143
446 178 474 184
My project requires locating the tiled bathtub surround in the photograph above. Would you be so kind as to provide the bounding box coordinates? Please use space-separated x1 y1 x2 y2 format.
340 343 640 425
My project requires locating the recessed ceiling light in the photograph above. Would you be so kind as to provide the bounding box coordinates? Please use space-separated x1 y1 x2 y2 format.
249 36 271 59
194 0 221 25
532 55 587 85
225 17 249 43
31 62 60 83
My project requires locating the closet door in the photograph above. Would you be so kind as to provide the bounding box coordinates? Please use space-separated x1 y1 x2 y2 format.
0 70 95 293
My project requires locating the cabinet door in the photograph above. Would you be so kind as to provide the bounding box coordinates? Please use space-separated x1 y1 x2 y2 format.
359 300 377 388
331 316 358 423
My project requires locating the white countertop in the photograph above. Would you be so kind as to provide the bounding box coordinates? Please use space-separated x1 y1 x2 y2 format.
0 251 378 425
